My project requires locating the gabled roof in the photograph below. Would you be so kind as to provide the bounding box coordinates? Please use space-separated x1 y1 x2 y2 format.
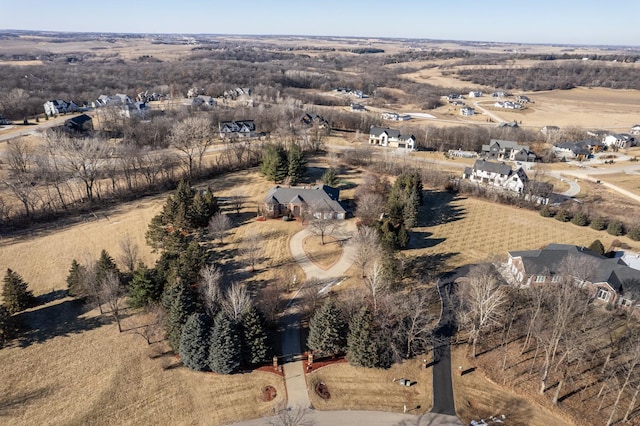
264 185 345 214
65 114 92 126
472 159 512 175
369 126 414 141
509 243 640 293
219 120 256 132
489 139 529 150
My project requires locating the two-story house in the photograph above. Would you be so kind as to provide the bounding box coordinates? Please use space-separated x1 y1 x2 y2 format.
481 139 535 162
369 126 415 151
462 159 529 193
507 243 640 307
218 120 256 139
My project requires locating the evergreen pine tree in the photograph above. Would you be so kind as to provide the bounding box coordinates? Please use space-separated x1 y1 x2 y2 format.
66 259 87 297
175 240 206 285
128 263 163 308
163 279 197 352
0 305 16 348
240 306 270 367
208 311 241 374
260 144 288 183
95 250 119 285
180 312 212 371
307 299 346 357
2 269 35 314
321 167 339 187
190 187 219 228
287 143 307 185
347 306 379 368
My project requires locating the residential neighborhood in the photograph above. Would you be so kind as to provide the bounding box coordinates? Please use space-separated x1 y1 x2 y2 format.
3 24 640 426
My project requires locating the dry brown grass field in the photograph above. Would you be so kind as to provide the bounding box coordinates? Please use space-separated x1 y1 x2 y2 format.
307 358 432 414
450 346 573 426
407 193 639 271
302 235 342 269
0 308 285 425
594 172 640 196
0 160 625 424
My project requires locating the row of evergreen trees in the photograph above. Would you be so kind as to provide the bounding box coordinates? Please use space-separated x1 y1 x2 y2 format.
307 297 433 369
260 143 307 185
178 307 269 374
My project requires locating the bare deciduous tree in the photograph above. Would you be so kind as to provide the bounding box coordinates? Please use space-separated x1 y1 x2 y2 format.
100 270 123 332
308 208 338 245
199 264 225 317
366 260 388 313
400 290 437 358
607 333 640 425
229 191 244 215
208 212 233 244
170 116 213 178
118 234 139 274
130 303 165 345
7 138 33 175
456 264 507 358
355 192 385 225
350 226 381 278
223 282 251 322
240 233 262 272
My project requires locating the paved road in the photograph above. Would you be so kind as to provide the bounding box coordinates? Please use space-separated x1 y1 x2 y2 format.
431 280 458 417
472 100 505 123
229 410 463 426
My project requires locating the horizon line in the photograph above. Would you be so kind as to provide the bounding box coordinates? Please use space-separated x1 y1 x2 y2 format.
2 29 639 50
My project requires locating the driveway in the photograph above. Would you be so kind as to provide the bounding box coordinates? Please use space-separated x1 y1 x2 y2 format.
288 220 357 282
229 410 463 426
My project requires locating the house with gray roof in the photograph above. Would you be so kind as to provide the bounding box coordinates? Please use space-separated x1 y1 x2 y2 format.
219 120 256 139
463 159 529 193
507 243 640 308
603 133 636 149
551 141 591 161
481 139 535 162
369 126 415 151
263 185 346 220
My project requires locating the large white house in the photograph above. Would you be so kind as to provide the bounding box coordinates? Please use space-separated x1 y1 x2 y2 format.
603 133 636 149
463 159 529 193
369 126 415 151
43 100 79 116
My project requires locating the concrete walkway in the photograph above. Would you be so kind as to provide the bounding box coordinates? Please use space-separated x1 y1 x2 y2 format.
277 220 359 412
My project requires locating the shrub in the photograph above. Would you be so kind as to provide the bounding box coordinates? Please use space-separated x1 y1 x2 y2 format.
554 209 571 222
628 227 640 241
540 206 554 218
607 220 624 236
590 216 607 230
588 239 605 255
570 211 589 226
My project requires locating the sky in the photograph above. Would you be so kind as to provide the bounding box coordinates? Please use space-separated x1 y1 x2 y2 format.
1 0 639 46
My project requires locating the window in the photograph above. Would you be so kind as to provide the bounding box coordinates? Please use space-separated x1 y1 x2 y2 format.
535 275 545 283
551 275 561 283
596 288 610 302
